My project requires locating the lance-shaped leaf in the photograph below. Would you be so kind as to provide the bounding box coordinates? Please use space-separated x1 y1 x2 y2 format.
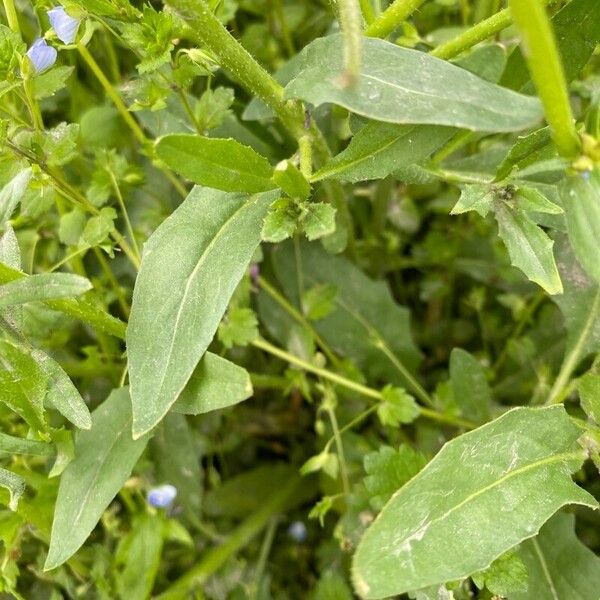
0 168 32 225
513 512 600 600
127 187 275 437
270 241 422 386
155 135 276 193
312 123 455 183
562 170 600 285
352 406 596 599
494 202 563 295
173 352 253 415
0 272 92 309
32 348 92 430
285 35 542 132
0 432 53 456
45 388 150 570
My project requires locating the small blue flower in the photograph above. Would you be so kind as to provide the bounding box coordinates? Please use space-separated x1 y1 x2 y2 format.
582 170 592 181
26 39 57 74
147 484 177 509
47 7 80 44
287 520 307 543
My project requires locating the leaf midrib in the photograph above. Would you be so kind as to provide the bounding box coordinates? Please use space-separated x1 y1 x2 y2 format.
140 194 262 425
389 450 583 552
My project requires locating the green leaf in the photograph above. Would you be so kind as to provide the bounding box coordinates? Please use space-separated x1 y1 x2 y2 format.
127 187 275 437
115 512 164 600
81 206 116 247
0 432 53 456
553 236 600 363
302 203 337 241
363 445 427 511
517 186 563 215
272 159 311 199
0 272 92 309
514 512 600 600
562 170 600 285
450 184 494 217
494 202 563 295
285 35 542 132
352 406 596 599
271 241 422 386
495 127 553 181
454 43 507 83
203 464 303 518
59 209 86 246
449 348 491 423
472 550 528 596
377 385 419 428
0 168 32 225
578 372 600 424
314 570 353 600
0 225 20 269
0 467 25 511
33 66 74 100
312 124 454 184
151 413 202 528
261 197 298 242
0 340 48 433
218 306 258 349
155 135 276 193
32 348 92 430
45 387 150 570
172 352 253 415
301 284 337 321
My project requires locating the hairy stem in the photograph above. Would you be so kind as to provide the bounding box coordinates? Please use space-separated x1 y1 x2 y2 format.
365 0 426 38
508 0 580 158
432 0 555 60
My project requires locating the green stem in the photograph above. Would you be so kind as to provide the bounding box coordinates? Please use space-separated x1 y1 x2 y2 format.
0 262 127 340
338 0 363 87
546 287 600 405
252 338 475 429
359 0 376 25
365 0 426 38
432 0 555 60
2 0 19 32
508 0 579 158
326 405 351 495
156 476 301 598
77 42 146 145
299 135 313 179
164 0 306 141
374 338 435 408
257 275 341 368
108 170 141 262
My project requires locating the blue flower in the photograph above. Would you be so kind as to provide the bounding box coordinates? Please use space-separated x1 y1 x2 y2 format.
47 7 80 44
26 39 57 74
287 520 307 543
147 484 177 509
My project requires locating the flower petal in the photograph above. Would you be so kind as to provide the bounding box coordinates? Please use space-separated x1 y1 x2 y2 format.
47 7 80 44
26 39 57 73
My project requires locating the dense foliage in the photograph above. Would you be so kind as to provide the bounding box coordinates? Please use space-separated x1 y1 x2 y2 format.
0 0 600 598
